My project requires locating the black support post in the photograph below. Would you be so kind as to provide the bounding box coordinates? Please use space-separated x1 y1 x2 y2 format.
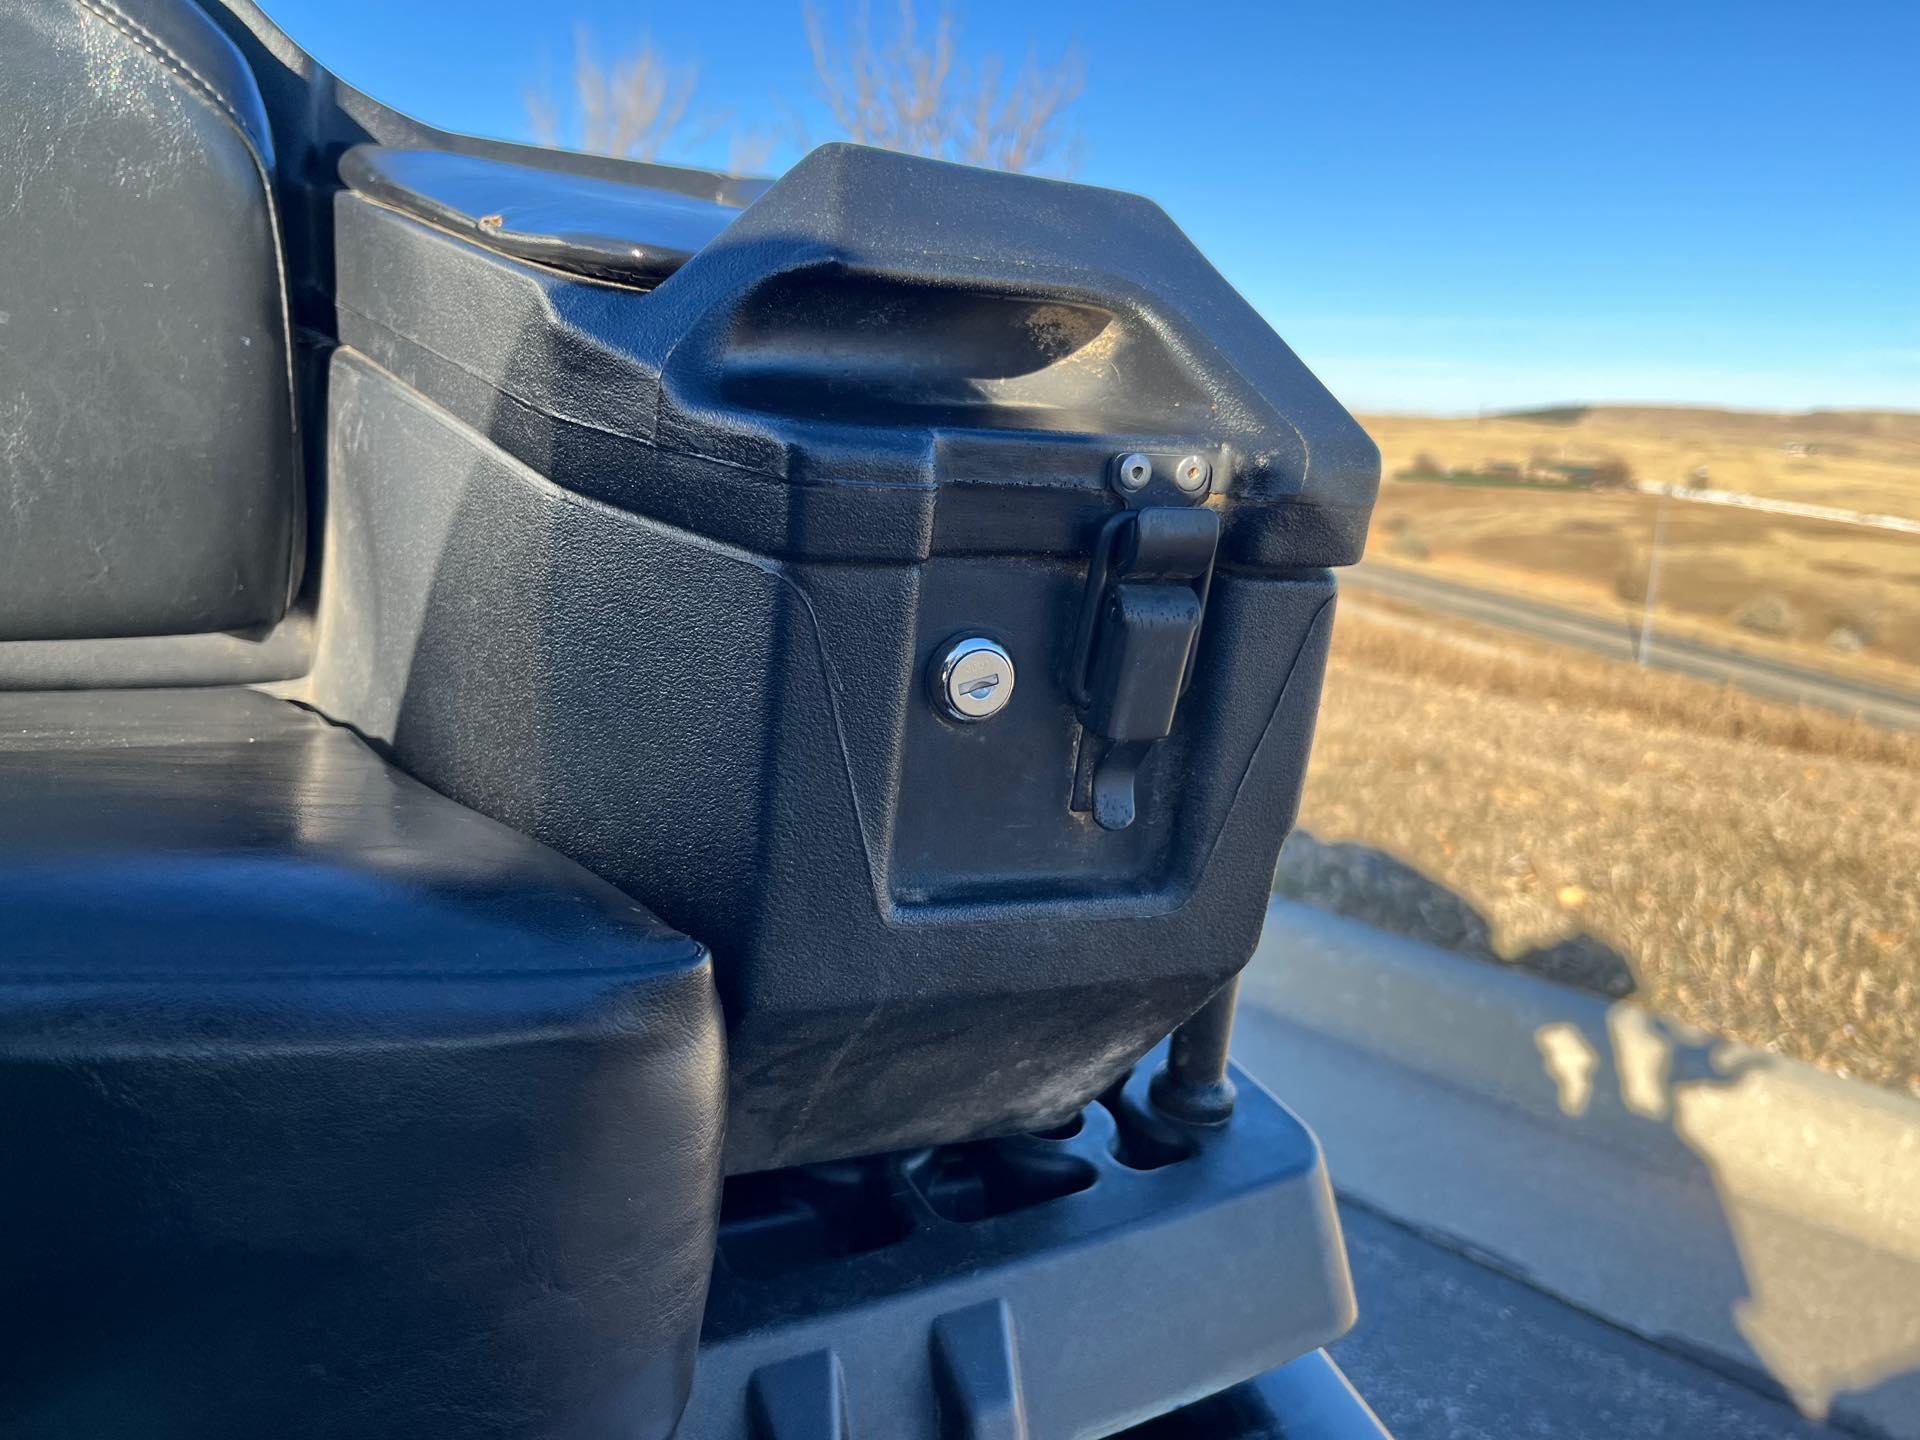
1149 977 1241 1125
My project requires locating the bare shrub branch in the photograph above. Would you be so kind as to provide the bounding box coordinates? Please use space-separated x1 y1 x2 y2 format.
525 26 702 162
804 0 1083 173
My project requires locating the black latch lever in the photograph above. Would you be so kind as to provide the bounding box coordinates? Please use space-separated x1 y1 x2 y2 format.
1067 506 1221 830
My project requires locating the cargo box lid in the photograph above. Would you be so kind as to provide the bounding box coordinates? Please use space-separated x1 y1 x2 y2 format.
338 142 1379 569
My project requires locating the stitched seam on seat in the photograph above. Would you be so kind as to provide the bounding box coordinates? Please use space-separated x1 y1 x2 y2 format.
75 0 259 154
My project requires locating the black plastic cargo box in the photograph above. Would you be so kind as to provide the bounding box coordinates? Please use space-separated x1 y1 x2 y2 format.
313 141 1380 1171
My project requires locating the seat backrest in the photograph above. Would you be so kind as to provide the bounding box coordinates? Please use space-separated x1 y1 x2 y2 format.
0 0 300 642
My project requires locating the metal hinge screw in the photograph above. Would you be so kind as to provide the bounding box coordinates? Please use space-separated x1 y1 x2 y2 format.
1116 453 1154 492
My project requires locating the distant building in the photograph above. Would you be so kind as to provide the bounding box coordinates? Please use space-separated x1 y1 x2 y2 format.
1520 459 1621 488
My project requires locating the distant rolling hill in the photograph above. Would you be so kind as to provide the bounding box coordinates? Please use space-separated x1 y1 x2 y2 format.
1358 404 1920 519
1349 403 1920 690
1495 403 1920 433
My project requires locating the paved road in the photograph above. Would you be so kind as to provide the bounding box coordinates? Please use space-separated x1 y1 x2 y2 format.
1233 900 1920 1439
1329 1205 1847 1440
1345 562 1920 731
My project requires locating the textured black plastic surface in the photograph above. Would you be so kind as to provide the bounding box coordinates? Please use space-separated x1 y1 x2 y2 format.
0 687 725 1439
301 134 1377 1172
678 1054 1356 1439
305 147 1379 1172
304 349 1344 1170
0 0 301 641
330 143 1378 569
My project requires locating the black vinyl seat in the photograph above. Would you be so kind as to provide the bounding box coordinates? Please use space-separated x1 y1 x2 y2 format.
0 689 724 1439
2 3 728 1434
0 0 300 641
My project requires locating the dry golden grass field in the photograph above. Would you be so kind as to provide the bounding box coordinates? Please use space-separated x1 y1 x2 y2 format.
1358 407 1920 685
1278 592 1920 1094
1283 407 1920 1091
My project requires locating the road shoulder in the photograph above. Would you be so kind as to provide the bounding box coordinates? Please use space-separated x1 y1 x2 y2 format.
1236 899 1920 1438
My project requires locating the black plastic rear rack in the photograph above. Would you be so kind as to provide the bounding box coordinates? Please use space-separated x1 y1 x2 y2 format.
683 1046 1357 1439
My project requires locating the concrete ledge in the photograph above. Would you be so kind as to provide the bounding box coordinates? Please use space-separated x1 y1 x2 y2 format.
1236 899 1920 1437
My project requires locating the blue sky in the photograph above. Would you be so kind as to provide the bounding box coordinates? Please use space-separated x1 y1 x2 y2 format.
260 0 1916 415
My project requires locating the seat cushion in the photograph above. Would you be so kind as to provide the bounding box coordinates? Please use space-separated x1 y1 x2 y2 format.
0 0 300 640
0 688 723 1440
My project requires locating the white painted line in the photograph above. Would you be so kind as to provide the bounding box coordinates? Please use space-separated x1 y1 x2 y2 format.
1633 481 1920 537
